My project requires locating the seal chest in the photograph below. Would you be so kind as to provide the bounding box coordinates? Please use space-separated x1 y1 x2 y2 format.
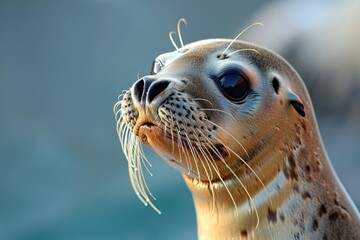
115 38 360 239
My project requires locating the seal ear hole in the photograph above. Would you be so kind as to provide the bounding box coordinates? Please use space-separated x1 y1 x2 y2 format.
290 101 306 117
272 77 280 94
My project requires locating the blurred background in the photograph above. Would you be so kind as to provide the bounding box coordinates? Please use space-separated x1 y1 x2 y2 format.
0 0 359 239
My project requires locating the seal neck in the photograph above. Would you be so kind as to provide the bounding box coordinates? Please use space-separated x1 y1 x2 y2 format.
183 146 291 239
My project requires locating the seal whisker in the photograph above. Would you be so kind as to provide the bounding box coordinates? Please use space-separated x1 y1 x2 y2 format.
180 131 192 175
201 135 260 227
200 108 236 121
139 143 153 169
189 129 218 214
226 48 261 57
182 125 216 214
194 141 216 214
169 112 175 153
163 120 167 140
115 100 161 214
183 129 202 182
221 22 263 57
194 129 237 211
198 136 239 215
204 119 249 158
177 18 187 48
169 31 179 50
189 98 214 107
172 117 192 174
176 130 183 163
186 123 214 180
113 100 122 118
130 133 161 214
212 134 273 208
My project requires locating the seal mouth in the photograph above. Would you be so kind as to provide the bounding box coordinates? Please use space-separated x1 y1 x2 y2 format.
136 120 229 158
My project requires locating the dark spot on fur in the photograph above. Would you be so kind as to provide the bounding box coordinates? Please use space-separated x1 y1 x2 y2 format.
302 191 311 200
319 204 327 217
312 218 319 231
329 212 339 222
240 230 247 237
293 184 299 192
283 153 298 180
294 232 300 240
267 208 277 223
279 213 285 222
323 233 328 240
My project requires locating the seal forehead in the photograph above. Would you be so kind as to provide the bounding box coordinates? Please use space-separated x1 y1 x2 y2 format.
156 39 239 65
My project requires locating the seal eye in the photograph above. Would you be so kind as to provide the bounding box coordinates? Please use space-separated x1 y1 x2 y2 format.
150 60 164 75
218 73 249 102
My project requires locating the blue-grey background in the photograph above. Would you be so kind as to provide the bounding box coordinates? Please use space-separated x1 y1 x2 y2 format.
1 1 359 240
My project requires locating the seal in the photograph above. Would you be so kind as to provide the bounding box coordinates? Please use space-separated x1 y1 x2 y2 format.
114 25 360 239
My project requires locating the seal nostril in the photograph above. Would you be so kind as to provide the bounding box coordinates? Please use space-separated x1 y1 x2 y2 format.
134 79 145 102
147 80 170 103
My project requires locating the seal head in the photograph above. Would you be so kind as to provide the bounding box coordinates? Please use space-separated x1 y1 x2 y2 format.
116 39 360 239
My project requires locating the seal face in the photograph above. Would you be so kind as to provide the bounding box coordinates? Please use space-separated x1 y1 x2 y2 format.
115 39 360 239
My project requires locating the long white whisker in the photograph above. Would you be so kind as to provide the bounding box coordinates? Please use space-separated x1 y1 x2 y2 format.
177 18 187 48
227 48 261 57
201 133 259 227
189 98 214 107
169 112 175 153
183 130 201 182
221 22 264 56
114 95 161 214
169 31 179 50
201 108 236 121
213 134 273 211
204 119 249 159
